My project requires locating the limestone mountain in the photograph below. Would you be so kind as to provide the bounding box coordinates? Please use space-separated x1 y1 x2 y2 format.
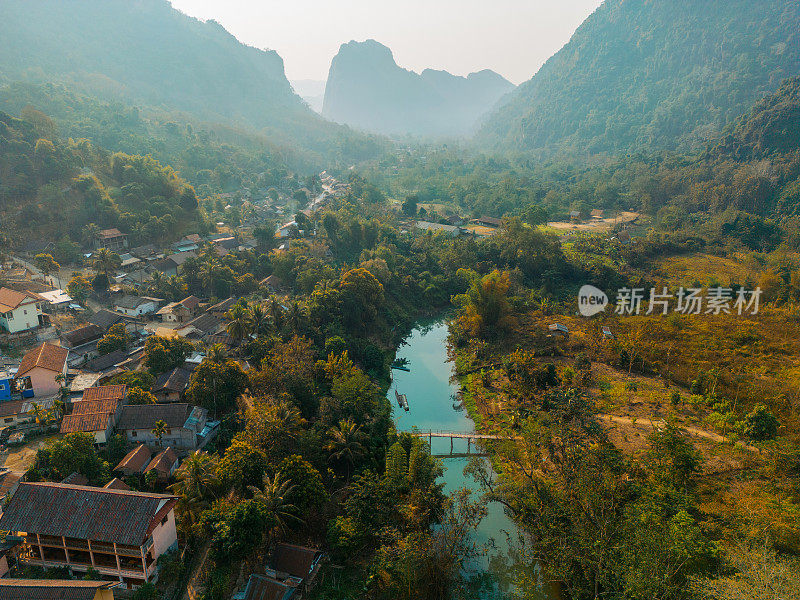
323 40 514 137
477 0 800 155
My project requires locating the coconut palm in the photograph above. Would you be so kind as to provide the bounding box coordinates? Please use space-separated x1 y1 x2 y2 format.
28 403 47 432
250 303 270 337
248 471 302 538
287 300 305 335
225 304 253 345
170 450 218 502
94 247 121 279
325 418 368 481
269 296 284 331
152 419 168 447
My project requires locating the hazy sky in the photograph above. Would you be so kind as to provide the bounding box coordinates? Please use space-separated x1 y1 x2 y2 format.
169 0 603 85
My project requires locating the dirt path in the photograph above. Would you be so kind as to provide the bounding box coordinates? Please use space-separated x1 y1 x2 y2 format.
600 414 759 452
183 543 211 600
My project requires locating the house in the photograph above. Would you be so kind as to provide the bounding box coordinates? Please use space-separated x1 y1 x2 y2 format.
0 579 117 599
117 403 208 451
14 343 69 398
176 313 222 341
446 215 466 226
67 373 103 397
0 287 44 333
601 326 615 340
260 275 286 294
233 574 299 600
94 228 129 251
152 367 191 403
144 447 179 482
89 309 139 334
61 472 89 486
62 324 104 351
60 385 126 444
104 477 131 491
115 444 152 477
569 210 581 222
130 244 160 262
0 397 55 429
156 252 196 278
590 209 604 219
0 481 178 588
414 221 463 237
276 221 296 239
36 289 73 312
0 369 28 401
206 297 238 317
475 216 503 228
84 350 128 375
548 323 570 338
266 543 324 594
156 296 201 324
114 296 160 317
118 253 142 270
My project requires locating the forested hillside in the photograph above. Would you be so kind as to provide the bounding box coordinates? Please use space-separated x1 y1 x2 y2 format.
0 108 204 257
323 40 515 137
0 0 381 164
477 0 800 155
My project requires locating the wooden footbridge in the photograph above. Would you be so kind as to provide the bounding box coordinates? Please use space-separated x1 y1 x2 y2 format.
408 430 520 457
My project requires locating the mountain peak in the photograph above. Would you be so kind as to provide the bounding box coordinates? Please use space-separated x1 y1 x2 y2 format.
323 41 515 137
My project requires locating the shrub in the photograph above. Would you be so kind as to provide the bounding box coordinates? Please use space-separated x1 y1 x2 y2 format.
669 390 682 406
742 404 779 441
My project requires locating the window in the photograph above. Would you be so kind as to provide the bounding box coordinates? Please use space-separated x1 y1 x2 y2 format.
161 515 168 526
0 384 5 391
131 430 137 437
23 310 27 315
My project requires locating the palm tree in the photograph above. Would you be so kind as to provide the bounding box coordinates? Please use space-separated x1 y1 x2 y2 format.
248 472 302 538
250 303 270 337
152 419 168 447
204 342 228 365
269 297 284 332
325 418 368 481
199 259 218 297
94 247 121 280
170 450 218 502
225 304 253 345
28 403 47 432
288 301 304 335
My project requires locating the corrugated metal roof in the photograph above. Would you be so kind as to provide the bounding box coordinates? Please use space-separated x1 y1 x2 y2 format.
0 482 177 547
0 579 113 600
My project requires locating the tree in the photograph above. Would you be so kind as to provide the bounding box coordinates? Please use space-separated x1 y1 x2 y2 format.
455 269 514 337
143 336 193 374
277 454 327 514
30 432 110 484
127 387 157 405
225 303 253 345
34 253 60 286
151 419 168 447
248 472 302 539
217 438 267 495
186 358 248 416
67 275 92 305
97 323 129 355
401 195 418 216
93 247 122 280
325 418 368 481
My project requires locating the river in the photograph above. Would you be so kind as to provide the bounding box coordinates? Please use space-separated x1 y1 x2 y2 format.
389 320 553 599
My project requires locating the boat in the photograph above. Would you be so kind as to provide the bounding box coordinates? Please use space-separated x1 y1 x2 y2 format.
395 389 410 411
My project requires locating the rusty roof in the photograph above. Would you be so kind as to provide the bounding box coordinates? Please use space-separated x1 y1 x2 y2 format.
60 411 115 434
271 543 322 579
0 287 39 313
145 448 178 476
115 444 152 474
17 343 68 376
61 324 103 348
82 385 126 402
0 482 177 547
243 575 296 600
104 477 131 491
0 579 114 600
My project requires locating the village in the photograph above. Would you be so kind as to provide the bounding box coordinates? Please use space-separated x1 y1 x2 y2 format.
0 173 353 598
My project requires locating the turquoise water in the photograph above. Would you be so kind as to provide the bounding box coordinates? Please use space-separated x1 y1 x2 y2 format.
390 321 548 599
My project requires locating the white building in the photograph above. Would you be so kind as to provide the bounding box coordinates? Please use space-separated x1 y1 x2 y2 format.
113 296 161 317
0 288 44 334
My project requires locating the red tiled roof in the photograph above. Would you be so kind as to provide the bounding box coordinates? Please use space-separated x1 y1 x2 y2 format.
82 385 126 402
60 412 115 434
115 444 152 474
0 287 39 312
17 343 68 376
0 482 177 547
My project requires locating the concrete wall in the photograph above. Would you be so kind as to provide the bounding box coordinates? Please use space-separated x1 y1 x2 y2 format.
1 303 41 333
28 366 64 397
